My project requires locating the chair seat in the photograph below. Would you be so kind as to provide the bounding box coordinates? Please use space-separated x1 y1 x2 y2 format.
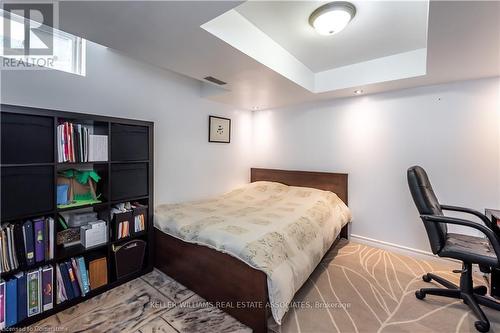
440 233 499 267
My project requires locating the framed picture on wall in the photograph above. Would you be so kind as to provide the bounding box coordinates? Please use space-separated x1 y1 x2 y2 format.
209 116 231 143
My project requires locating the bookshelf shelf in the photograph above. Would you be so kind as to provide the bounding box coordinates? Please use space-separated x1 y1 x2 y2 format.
1 104 154 329
0 210 56 224
0 259 56 279
56 161 109 166
56 243 108 262
56 201 108 212
1 163 56 167
110 195 149 205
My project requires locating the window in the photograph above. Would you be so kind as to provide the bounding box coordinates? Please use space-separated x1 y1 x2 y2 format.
0 9 86 76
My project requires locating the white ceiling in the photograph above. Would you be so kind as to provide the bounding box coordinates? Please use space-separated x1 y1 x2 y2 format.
56 1 499 111
236 1 428 72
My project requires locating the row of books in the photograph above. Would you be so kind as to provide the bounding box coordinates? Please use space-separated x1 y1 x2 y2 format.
56 257 90 304
0 266 53 329
0 218 54 274
57 122 108 163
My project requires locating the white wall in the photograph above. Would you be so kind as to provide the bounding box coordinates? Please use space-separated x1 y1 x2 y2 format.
0 41 253 204
253 78 500 252
2 39 499 253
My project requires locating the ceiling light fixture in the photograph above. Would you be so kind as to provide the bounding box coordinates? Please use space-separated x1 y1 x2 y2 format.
309 2 356 36
354 89 363 95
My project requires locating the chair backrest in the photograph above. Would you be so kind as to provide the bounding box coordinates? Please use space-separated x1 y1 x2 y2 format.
407 166 447 253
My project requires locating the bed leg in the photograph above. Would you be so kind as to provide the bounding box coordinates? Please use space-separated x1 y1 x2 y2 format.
340 223 349 239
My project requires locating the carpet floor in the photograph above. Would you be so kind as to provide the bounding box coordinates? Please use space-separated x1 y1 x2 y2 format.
33 240 500 332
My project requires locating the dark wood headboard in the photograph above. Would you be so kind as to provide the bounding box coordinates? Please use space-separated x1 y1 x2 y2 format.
250 168 348 205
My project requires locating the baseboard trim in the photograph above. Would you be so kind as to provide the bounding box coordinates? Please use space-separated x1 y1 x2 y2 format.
350 234 456 263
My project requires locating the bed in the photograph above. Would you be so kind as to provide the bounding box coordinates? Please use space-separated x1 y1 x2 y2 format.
154 168 351 333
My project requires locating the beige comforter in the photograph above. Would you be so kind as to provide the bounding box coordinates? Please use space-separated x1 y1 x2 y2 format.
154 181 352 324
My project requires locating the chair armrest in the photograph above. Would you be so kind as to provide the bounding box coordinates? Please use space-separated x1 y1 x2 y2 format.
441 205 499 232
421 214 500 259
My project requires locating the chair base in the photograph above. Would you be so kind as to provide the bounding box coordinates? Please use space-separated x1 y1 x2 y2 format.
416 264 500 333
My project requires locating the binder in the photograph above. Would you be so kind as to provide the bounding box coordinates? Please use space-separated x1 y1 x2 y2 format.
1 229 8 272
27 269 41 317
33 219 45 263
0 281 5 329
13 224 26 269
22 221 35 267
65 261 81 298
6 225 18 270
41 266 53 311
76 257 90 295
15 272 27 323
44 219 49 260
5 278 17 327
58 263 74 300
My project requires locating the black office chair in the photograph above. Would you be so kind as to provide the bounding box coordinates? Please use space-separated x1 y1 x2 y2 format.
407 166 500 332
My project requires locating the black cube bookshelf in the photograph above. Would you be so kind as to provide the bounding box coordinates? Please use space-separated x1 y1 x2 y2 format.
0 104 154 328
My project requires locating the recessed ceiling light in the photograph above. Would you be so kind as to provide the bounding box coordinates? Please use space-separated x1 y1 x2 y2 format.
251 106 260 110
309 2 356 36
354 89 364 95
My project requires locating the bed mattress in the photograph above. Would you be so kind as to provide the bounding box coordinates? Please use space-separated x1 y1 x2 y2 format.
154 181 352 323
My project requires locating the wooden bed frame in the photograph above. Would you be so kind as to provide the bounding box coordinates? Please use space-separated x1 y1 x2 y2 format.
154 168 349 333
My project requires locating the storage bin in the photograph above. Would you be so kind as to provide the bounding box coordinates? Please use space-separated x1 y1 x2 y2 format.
1 166 54 219
112 239 146 279
110 163 148 200
111 124 149 161
1 113 54 164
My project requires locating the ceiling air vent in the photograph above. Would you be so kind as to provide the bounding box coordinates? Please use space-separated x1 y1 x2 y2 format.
204 76 227 86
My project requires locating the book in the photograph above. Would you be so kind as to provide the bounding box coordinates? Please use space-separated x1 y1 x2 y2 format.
71 258 85 297
0 281 5 329
76 257 90 295
33 219 45 263
48 217 55 260
55 265 67 304
5 278 17 327
41 266 53 311
89 135 108 162
15 272 27 323
44 218 50 261
65 261 81 298
58 263 74 300
118 221 130 239
27 270 41 317
23 220 35 267
88 257 107 290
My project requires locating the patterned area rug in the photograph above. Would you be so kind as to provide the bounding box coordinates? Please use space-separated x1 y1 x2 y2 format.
271 239 500 333
32 240 500 332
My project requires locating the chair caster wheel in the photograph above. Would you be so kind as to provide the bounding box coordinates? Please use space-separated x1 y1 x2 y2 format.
422 274 432 283
415 290 426 300
474 320 489 332
474 286 488 296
